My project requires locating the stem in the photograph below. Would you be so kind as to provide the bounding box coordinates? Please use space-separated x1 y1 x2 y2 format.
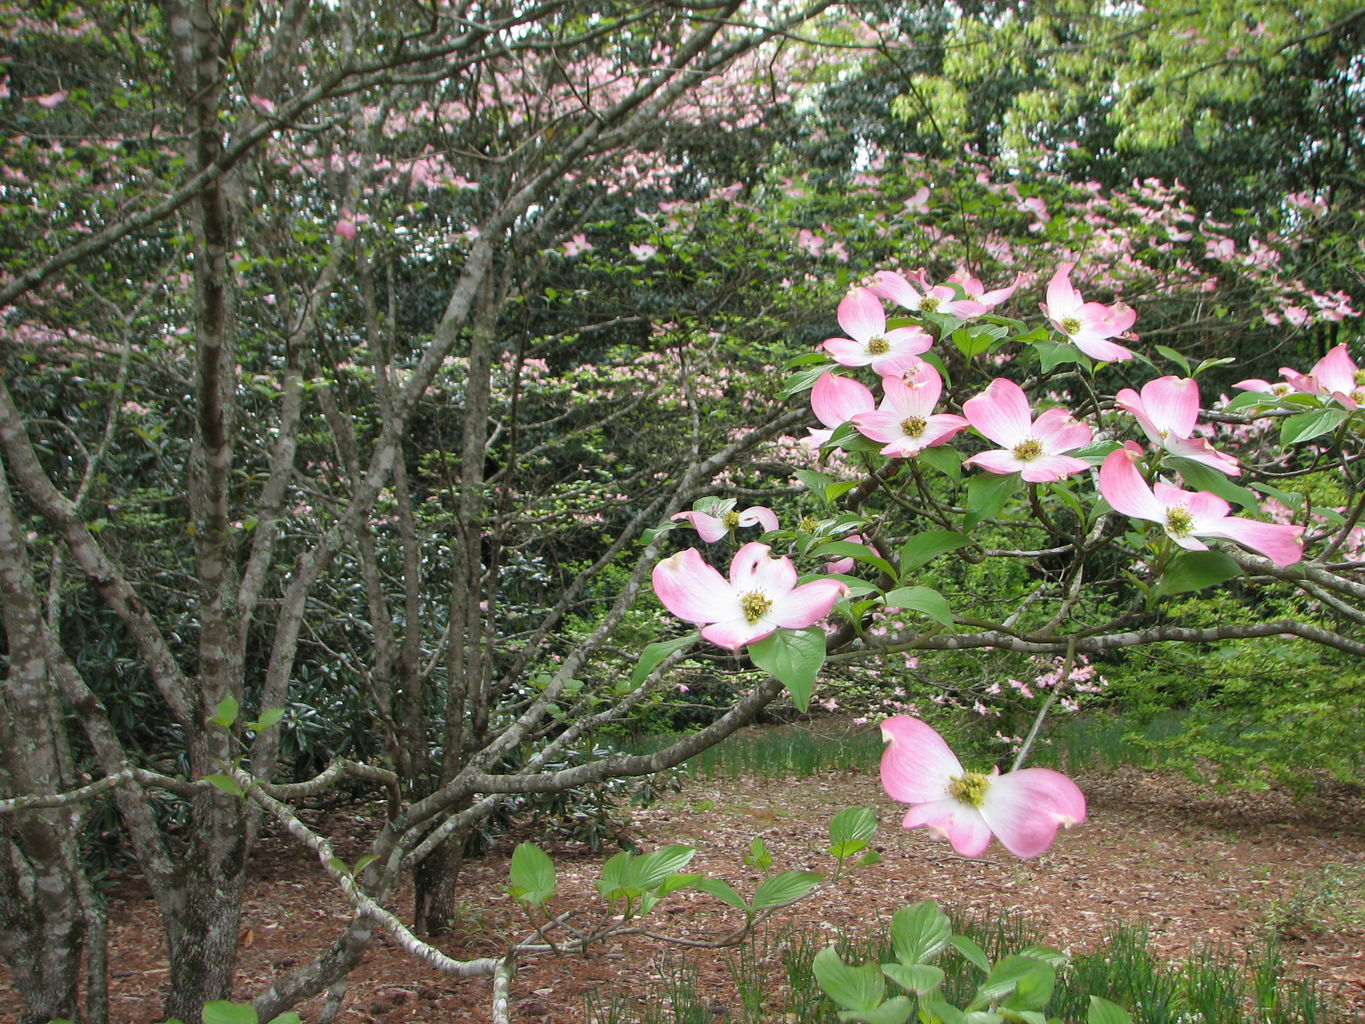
1011 638 1074 771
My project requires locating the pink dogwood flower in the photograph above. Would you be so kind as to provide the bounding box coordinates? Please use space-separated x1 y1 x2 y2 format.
1114 376 1240 475
961 378 1093 482
1099 445 1303 565
652 543 848 650
880 716 1086 859
949 268 1023 310
822 287 931 376
672 505 779 543
1236 344 1365 408
562 233 593 256
852 362 969 457
802 371 876 449
1040 262 1136 362
871 269 988 319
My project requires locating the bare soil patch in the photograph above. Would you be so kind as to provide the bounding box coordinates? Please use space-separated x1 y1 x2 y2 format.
3 740 1363 1022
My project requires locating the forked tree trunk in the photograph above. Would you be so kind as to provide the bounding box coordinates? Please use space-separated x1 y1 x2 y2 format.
413 831 469 937
160 797 248 1024
0 818 89 1024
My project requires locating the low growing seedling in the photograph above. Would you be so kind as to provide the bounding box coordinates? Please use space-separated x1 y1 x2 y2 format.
812 899 1133 1024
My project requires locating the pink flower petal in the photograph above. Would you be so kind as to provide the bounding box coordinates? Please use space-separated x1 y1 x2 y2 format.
811 372 875 427
770 578 848 629
1032 407 1093 451
837 287 886 341
1070 333 1135 363
737 506 780 533
1099 446 1167 521
1137 376 1200 438
979 768 1087 859
671 510 729 543
903 799 992 857
702 616 773 650
1019 453 1091 483
1195 517 1304 566
652 549 736 621
879 716 961 804
963 378 1032 446
728 542 797 594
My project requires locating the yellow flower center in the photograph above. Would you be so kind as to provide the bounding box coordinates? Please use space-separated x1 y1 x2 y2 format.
798 516 819 533
948 771 990 808
723 511 742 529
1166 506 1193 536
1060 316 1082 335
1354 370 1365 386
900 415 927 438
867 335 890 355
739 591 773 624
919 295 939 313
1012 438 1044 461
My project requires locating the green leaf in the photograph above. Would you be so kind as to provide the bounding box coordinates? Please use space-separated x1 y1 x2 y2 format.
752 869 824 911
968 956 1052 1010
919 994 969 1024
814 540 899 580
950 934 991 973
248 707 285 731
917 445 962 480
971 955 1054 1012
1155 550 1242 598
202 1003 258 1024
898 531 970 572
881 962 945 996
694 877 749 914
890 900 951 965
1087 995 1134 1024
813 947 884 1012
630 845 696 891
838 998 915 1024
744 836 773 872
1164 457 1260 509
1280 406 1350 446
783 362 836 397
1223 390 1271 413
825 421 887 454
209 695 239 728
597 850 633 901
1154 345 1191 375
266 1015 303 1024
203 773 244 798
964 472 1020 529
1033 338 1087 373
748 628 827 711
796 469 839 501
882 586 954 627
626 633 698 693
509 842 557 907
952 326 998 358
653 872 701 897
829 808 877 860
1016 944 1066 968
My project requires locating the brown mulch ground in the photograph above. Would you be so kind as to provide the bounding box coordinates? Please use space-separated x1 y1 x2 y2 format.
3 727 1363 1022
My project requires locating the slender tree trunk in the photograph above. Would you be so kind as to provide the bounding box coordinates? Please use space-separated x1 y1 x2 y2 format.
0 459 97 1023
415 276 500 935
162 795 248 1023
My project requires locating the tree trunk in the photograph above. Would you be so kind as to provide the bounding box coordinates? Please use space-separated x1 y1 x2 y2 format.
160 790 248 1024
413 831 468 937
0 817 89 1024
